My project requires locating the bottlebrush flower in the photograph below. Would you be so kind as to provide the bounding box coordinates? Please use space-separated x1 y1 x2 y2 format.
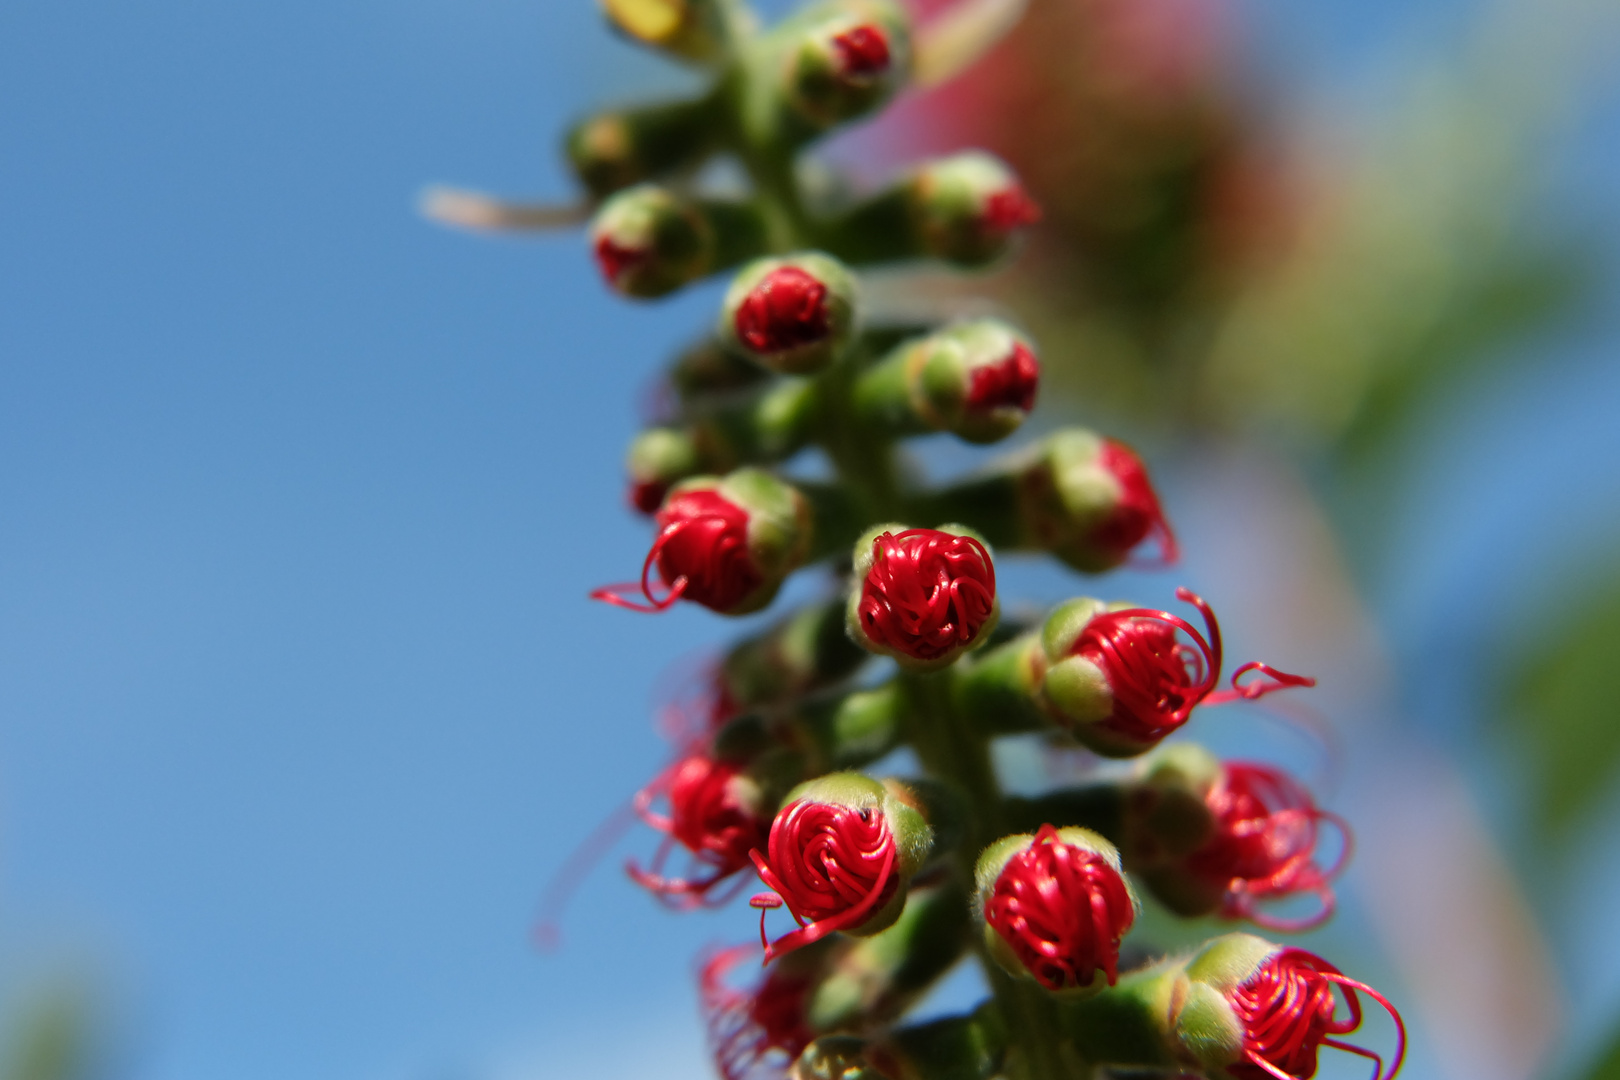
721 254 858 375
628 753 773 906
1176 935 1406 1080
783 5 911 131
974 825 1137 995
909 320 1040 444
1125 745 1348 930
592 468 811 616
1035 588 1314 757
846 524 999 670
907 152 1042 267
750 773 934 961
1016 428 1177 573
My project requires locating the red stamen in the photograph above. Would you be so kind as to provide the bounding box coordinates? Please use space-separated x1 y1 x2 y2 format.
1229 949 1406 1080
965 343 1040 415
700 943 818 1080
1183 763 1350 931
734 267 830 355
626 754 771 908
1091 439 1178 568
749 800 900 961
591 489 763 614
983 824 1136 991
1072 586 1222 744
1205 661 1319 706
594 234 650 286
831 25 891 78
982 186 1043 232
857 529 997 662
531 797 642 950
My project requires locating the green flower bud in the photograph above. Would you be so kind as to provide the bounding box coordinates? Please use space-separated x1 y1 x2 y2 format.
906 152 1041 267
780 1 911 134
720 253 860 374
625 426 703 515
564 96 719 197
718 598 870 713
853 320 1039 445
590 184 765 298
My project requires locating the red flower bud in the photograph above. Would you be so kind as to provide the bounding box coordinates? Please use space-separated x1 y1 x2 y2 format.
734 267 831 355
851 527 998 668
595 488 762 613
594 234 652 287
1228 949 1406 1080
831 24 892 78
1089 438 1177 568
981 825 1136 993
750 798 900 961
964 341 1040 416
628 753 771 906
701 942 820 1080
1183 763 1349 931
982 186 1043 233
1070 587 1222 745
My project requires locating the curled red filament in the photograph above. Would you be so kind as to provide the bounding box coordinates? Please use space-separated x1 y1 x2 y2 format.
734 267 830 354
1183 763 1350 931
749 800 899 961
1228 949 1406 1080
983 824 1136 991
1073 586 1222 744
831 24 891 78
982 186 1043 232
627 754 770 907
857 528 996 662
700 943 817 1080
1091 439 1178 568
594 235 650 287
965 343 1040 415
591 489 762 613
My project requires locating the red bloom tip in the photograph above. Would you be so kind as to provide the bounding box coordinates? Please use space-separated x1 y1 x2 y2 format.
831 24 891 78
1228 949 1406 1080
857 529 997 662
750 799 899 961
1072 587 1222 745
982 187 1043 232
628 754 770 907
629 478 669 515
1184 764 1349 931
984 825 1136 991
701 944 817 1080
964 343 1040 415
734 267 831 355
1091 439 1178 567
594 234 650 287
592 488 763 613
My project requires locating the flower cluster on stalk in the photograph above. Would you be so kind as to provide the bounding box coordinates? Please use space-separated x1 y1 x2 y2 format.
438 1 1407 1078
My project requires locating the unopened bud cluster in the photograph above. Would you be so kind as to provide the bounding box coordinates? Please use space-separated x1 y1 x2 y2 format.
446 2 1405 1079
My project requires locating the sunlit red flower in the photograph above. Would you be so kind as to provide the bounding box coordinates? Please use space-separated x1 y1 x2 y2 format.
964 342 1040 416
628 754 770 906
1227 949 1406 1080
855 528 997 664
734 266 832 355
750 799 900 960
593 488 763 613
983 825 1136 991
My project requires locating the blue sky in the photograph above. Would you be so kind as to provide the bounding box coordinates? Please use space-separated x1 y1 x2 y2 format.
0 1 1615 1079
